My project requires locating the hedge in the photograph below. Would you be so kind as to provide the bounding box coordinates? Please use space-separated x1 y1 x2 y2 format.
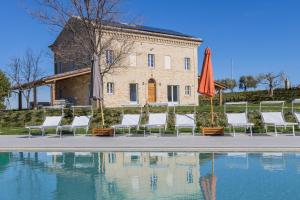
0 104 299 135
199 88 300 104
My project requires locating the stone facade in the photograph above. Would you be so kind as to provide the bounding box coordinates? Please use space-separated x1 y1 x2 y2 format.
52 22 202 107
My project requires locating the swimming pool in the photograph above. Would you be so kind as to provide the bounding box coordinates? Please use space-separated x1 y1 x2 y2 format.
1 152 300 200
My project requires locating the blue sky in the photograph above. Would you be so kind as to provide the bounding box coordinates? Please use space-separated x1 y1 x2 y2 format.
1 0 300 107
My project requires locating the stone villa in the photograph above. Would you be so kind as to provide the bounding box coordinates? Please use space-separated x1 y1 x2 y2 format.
47 18 202 107
13 18 204 108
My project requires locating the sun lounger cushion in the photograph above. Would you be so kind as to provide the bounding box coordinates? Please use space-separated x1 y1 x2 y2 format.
71 116 91 127
149 152 168 157
26 116 62 129
294 112 300 124
175 114 195 127
42 116 63 127
261 112 297 125
226 113 253 126
124 152 142 157
146 113 167 126
121 114 140 126
227 153 247 157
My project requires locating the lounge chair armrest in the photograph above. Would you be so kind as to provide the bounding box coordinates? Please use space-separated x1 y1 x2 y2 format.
26 125 42 129
58 125 73 129
175 124 196 128
228 123 254 126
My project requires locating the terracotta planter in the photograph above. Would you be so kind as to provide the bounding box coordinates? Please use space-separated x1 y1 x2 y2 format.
202 127 224 136
92 128 114 136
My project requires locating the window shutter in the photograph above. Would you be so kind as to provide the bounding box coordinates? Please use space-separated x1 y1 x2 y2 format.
164 56 171 69
129 53 137 67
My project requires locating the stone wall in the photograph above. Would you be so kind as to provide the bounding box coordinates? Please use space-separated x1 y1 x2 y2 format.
55 41 199 107
53 26 201 107
55 74 90 105
103 41 199 107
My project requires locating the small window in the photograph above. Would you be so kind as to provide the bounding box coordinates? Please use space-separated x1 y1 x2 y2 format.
129 83 138 103
168 85 179 103
148 54 155 68
184 57 191 70
106 50 114 64
108 152 116 163
185 85 191 96
164 56 171 69
107 82 114 94
186 168 193 184
129 53 137 67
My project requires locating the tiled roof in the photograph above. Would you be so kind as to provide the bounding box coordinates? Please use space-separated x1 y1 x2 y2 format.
104 21 200 40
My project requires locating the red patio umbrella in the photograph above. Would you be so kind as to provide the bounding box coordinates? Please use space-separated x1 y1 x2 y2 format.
198 47 216 125
200 173 217 200
200 153 217 200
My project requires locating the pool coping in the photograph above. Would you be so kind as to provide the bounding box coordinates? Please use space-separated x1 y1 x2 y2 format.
2 134 300 152
2 147 300 152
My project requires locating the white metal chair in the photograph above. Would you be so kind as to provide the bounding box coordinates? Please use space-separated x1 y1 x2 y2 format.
292 99 300 128
26 116 63 137
224 102 254 136
261 153 285 171
74 152 94 168
226 152 249 169
142 113 167 136
46 152 65 168
174 105 196 136
112 105 142 136
58 106 93 137
112 114 141 136
59 116 92 137
175 114 196 136
260 101 296 136
141 103 168 136
26 106 64 137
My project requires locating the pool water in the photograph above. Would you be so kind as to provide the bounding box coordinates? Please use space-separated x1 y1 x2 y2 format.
1 152 300 200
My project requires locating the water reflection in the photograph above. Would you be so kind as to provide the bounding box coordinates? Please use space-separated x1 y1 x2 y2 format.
1 152 300 200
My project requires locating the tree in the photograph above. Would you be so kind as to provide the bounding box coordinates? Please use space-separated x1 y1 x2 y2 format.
218 78 237 92
7 49 44 109
31 0 135 127
257 72 285 97
0 70 11 109
239 75 258 91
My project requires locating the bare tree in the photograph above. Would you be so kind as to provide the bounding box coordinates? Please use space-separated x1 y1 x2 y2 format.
257 72 285 97
30 0 135 126
8 49 44 109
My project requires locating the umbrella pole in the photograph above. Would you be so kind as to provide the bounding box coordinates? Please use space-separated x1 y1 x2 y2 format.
100 99 105 128
212 153 215 176
210 97 214 126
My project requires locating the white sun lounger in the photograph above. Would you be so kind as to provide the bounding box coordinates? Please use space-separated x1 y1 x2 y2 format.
226 152 249 169
292 99 300 128
225 102 254 136
74 152 94 168
262 152 285 171
112 114 141 136
175 114 196 136
260 101 297 136
26 116 63 137
141 113 167 136
149 152 169 157
261 112 296 136
226 113 254 136
295 112 300 128
58 115 92 137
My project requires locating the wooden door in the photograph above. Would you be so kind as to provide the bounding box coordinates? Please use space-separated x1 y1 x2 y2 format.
148 80 156 103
